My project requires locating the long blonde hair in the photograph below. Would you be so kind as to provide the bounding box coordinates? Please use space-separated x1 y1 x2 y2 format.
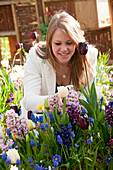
35 11 92 90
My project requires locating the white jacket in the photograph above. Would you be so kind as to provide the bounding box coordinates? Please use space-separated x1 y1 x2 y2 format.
23 44 98 113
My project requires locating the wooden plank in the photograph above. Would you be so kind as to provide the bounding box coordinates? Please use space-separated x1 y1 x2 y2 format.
108 0 113 49
0 31 16 36
11 4 20 43
44 0 78 2
74 0 98 30
8 36 17 59
0 0 35 6
35 0 40 25
11 4 22 64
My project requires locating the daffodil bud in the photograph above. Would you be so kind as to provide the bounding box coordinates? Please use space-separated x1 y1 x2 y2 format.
44 99 50 109
27 120 34 130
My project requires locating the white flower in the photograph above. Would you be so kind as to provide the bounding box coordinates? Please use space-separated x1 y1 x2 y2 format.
58 86 68 98
1 59 9 68
10 165 18 170
98 132 100 138
48 166 51 170
96 85 103 100
6 149 20 164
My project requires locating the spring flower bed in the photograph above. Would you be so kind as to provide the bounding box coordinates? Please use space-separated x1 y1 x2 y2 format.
0 82 113 169
0 43 113 169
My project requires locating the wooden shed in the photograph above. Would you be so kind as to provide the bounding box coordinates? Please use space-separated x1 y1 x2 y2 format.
0 0 113 64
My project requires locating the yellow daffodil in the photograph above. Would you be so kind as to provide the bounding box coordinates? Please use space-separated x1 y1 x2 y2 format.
37 104 44 111
13 135 17 141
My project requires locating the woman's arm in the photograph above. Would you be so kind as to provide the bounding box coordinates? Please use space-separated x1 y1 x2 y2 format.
23 46 48 113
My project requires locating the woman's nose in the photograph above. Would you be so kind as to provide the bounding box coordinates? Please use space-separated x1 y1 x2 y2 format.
60 45 68 51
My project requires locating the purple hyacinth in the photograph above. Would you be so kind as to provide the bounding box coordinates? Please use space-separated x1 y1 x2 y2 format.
107 139 113 150
6 109 28 140
104 101 113 126
56 125 71 150
65 88 81 126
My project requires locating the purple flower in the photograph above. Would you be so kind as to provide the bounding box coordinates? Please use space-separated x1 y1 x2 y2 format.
6 156 11 164
45 123 49 127
90 117 95 122
49 112 55 123
6 109 28 139
40 124 46 131
9 93 13 97
54 161 59 167
68 123 72 129
107 139 113 150
71 131 75 139
78 42 88 55
57 135 63 145
30 32 36 40
87 139 92 144
15 43 23 51
82 108 86 113
77 114 89 130
16 159 21 165
74 143 79 148
28 158 33 163
2 153 7 162
39 116 43 123
105 157 111 163
31 112 37 123
35 164 40 170
30 139 35 147
31 163 33 167
6 98 11 103
6 129 11 136
53 154 61 163
8 145 12 149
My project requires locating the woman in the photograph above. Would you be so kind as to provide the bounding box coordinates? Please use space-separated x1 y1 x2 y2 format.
23 11 98 113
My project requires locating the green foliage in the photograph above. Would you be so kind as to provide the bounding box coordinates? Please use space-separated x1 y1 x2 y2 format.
96 51 113 100
0 65 23 114
38 12 52 40
0 37 11 59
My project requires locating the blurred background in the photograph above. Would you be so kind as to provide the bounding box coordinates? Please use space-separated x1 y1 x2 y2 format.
0 0 113 65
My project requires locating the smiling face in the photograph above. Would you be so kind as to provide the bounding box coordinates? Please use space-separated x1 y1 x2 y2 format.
51 28 76 64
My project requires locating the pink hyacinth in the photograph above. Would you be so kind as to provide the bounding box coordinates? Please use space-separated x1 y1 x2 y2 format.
0 133 14 153
47 93 63 113
6 109 28 139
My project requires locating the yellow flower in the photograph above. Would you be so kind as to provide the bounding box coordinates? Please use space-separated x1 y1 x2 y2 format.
13 135 17 141
37 104 44 111
26 120 34 130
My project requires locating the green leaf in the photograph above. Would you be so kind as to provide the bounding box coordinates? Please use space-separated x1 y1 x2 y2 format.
80 85 90 103
89 146 98 170
90 82 97 112
79 99 96 119
20 153 29 166
25 134 32 158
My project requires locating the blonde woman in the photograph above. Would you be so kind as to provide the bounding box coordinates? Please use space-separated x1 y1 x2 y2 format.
23 11 98 113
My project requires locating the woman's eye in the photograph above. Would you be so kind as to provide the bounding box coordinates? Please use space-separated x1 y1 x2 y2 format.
67 42 72 45
55 43 61 45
